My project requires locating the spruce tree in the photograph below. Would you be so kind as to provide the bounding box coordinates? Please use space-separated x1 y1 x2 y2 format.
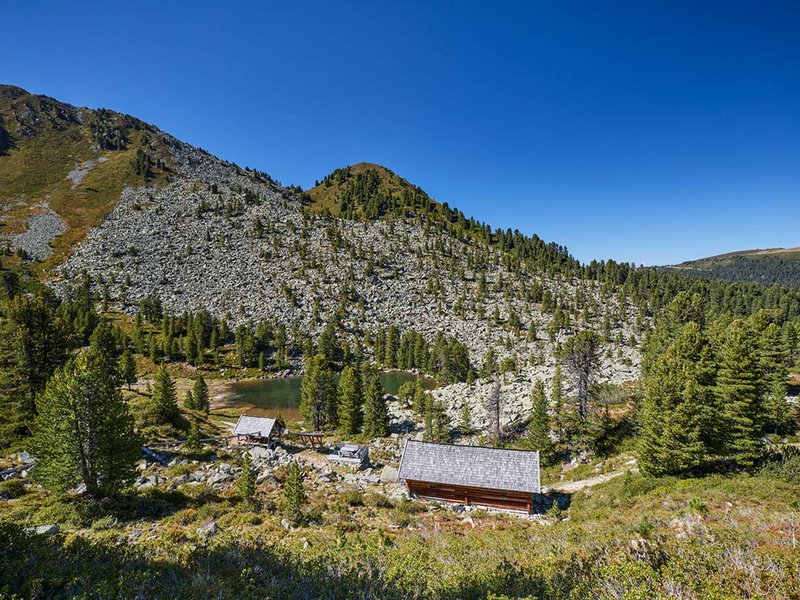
186 419 201 453
119 346 137 390
337 365 363 435
33 349 140 496
299 354 336 430
526 379 554 465
193 376 210 413
362 368 390 437
716 320 765 467
184 389 195 410
284 460 306 525
238 451 256 506
150 366 181 426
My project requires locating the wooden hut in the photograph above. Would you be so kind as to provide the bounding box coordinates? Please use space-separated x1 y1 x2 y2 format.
233 415 282 445
397 440 541 512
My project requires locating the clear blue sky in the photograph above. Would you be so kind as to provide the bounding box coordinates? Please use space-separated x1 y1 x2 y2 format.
3 1 799 265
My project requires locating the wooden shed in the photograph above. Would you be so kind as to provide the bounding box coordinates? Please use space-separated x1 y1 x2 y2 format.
397 440 541 512
233 415 282 444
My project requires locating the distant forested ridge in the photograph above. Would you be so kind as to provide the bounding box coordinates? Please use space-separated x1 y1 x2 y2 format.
664 248 800 289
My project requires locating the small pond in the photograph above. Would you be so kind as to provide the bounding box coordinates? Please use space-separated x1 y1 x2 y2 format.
218 370 435 422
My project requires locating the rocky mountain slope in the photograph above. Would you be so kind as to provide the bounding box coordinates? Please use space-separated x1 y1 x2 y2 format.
1 85 643 427
666 247 800 288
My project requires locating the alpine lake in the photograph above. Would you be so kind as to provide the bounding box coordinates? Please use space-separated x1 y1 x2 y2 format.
217 370 435 422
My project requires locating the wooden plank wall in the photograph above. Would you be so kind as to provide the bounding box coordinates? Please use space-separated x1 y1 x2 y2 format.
406 480 533 512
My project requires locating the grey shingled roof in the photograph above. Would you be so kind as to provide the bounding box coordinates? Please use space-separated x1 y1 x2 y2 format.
233 415 276 438
398 440 540 494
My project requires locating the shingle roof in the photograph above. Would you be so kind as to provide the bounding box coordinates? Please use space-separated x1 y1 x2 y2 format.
398 440 540 494
233 415 276 438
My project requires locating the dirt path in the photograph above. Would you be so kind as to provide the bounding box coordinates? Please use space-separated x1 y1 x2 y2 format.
550 469 632 493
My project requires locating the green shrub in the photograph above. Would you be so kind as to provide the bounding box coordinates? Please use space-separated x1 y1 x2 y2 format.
0 478 29 499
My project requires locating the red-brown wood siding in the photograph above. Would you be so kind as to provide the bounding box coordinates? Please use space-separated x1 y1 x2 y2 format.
406 479 533 512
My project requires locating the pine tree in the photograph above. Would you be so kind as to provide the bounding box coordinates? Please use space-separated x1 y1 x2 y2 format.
32 349 140 496
526 379 554 465
637 323 709 475
362 368 390 437
716 320 765 467
119 347 137 390
562 330 601 420
238 451 256 507
193 376 210 413
758 322 792 434
299 354 336 430
184 389 195 410
337 365 363 434
284 460 306 525
424 400 451 443
150 366 181 426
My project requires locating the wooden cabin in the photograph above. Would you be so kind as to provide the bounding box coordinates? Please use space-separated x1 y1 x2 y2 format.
233 415 282 445
397 440 541 513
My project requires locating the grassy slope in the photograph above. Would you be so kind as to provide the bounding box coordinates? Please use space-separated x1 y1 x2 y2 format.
0 86 169 274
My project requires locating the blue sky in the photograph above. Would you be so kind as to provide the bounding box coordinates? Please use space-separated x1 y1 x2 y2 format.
3 1 799 265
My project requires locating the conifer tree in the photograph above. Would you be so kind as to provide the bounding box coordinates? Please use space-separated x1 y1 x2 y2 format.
562 330 601 420
526 379 555 465
33 349 140 496
193 376 210 413
551 363 566 440
150 366 181 426
337 365 363 435
119 346 137 390
186 419 201 453
637 323 708 475
362 368 390 437
486 379 502 443
238 451 256 507
184 389 195 410
284 460 306 525
299 354 336 430
459 402 472 436
758 322 792 433
716 320 765 467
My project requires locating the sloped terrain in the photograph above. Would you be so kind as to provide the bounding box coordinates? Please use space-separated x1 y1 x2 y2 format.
667 247 800 288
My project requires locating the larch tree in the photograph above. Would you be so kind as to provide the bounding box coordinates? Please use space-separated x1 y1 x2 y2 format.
32 349 140 496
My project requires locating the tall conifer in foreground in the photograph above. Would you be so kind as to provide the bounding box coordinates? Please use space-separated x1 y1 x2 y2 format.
284 461 306 525
33 349 140 496
716 320 765 467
